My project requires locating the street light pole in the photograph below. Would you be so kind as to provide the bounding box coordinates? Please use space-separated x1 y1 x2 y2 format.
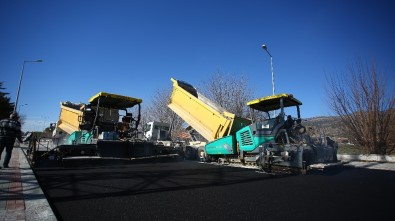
261 44 276 117
14 60 43 113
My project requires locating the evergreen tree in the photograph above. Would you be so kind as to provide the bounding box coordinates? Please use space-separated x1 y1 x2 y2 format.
0 82 14 119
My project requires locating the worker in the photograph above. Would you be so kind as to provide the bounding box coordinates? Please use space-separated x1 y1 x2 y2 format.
0 113 23 169
284 115 295 135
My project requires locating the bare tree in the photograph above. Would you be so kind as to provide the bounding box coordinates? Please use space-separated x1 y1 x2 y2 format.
144 87 184 140
326 59 395 154
199 71 253 118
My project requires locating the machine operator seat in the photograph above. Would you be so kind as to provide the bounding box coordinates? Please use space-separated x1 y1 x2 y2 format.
120 113 135 131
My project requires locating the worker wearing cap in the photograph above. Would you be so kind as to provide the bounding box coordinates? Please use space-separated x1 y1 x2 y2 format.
0 113 22 169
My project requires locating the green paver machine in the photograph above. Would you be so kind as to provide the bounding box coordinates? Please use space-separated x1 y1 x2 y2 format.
169 78 339 173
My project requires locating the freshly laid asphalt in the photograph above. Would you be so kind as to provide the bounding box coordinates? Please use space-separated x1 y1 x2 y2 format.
34 157 395 221
2 145 395 221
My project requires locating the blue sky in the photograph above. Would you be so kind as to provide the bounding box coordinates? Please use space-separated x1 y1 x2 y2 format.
1 0 394 132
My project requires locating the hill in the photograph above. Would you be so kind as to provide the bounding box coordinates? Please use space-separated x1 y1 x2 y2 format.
302 116 348 142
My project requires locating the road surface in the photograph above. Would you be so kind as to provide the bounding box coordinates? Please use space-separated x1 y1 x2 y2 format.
33 159 395 221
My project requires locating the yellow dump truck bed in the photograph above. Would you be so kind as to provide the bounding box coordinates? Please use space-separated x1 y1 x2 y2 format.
56 102 84 134
168 78 250 142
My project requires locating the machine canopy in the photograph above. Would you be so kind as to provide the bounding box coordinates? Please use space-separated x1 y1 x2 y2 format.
88 92 142 109
247 93 302 112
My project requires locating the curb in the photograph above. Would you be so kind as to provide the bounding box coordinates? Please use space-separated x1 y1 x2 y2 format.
338 154 395 163
18 147 57 221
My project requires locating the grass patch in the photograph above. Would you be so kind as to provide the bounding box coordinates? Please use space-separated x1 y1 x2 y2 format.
337 143 395 156
337 143 365 155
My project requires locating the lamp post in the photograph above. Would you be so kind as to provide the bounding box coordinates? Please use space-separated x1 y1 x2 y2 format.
261 44 276 116
14 60 43 113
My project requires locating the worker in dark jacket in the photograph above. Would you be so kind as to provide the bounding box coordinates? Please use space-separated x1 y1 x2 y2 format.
284 115 295 136
0 113 22 169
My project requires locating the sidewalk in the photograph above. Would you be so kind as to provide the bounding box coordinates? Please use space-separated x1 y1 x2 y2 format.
0 146 56 221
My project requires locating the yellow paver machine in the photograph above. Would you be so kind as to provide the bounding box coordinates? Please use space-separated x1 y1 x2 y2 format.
27 92 178 167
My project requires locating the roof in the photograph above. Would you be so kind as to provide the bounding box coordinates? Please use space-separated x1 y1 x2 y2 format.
247 93 302 112
88 92 142 109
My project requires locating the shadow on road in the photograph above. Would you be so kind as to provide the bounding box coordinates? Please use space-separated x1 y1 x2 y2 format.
33 160 290 203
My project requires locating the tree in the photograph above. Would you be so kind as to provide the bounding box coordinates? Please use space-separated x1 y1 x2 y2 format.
199 71 253 118
0 82 14 119
143 87 185 140
326 59 395 154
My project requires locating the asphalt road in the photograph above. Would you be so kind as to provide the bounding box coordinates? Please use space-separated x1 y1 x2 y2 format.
33 159 395 221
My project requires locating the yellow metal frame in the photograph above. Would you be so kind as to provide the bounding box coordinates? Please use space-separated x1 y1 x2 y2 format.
247 93 302 112
88 92 142 109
